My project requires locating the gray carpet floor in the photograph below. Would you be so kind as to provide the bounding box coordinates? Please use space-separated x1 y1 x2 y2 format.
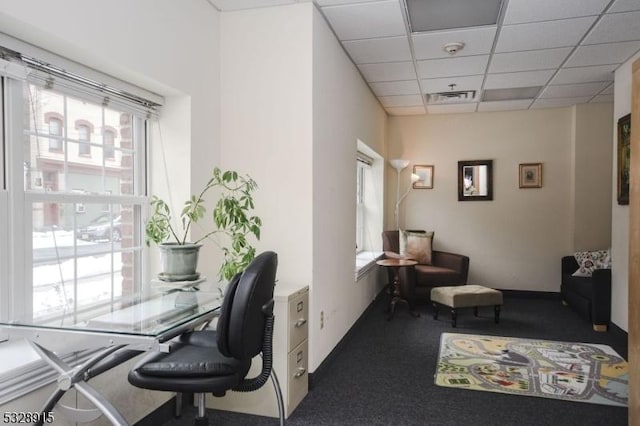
149 293 628 426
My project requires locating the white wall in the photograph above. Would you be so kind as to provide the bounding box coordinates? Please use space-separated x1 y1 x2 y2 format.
612 51 640 331
387 106 612 293
310 6 387 370
0 0 222 420
219 3 387 372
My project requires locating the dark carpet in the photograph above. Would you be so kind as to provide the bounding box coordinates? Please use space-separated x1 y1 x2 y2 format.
151 293 628 426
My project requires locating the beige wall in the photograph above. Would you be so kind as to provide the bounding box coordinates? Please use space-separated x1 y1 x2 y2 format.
612 50 640 331
573 103 614 250
311 6 387 370
220 3 387 372
387 106 612 293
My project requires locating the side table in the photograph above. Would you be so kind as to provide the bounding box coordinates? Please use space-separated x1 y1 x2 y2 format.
376 258 419 320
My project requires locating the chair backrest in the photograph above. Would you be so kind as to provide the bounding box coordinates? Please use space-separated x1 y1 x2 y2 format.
216 251 278 360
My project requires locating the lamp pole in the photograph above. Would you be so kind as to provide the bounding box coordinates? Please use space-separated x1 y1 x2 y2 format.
389 159 410 230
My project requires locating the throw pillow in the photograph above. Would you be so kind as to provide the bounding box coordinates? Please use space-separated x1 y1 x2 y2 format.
572 249 611 277
399 230 434 265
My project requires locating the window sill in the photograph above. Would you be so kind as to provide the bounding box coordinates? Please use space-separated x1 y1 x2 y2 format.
355 251 383 281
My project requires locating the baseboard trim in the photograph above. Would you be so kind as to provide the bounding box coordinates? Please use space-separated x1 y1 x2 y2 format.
308 290 384 390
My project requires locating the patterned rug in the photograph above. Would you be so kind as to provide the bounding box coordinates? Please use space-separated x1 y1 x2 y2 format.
435 333 628 407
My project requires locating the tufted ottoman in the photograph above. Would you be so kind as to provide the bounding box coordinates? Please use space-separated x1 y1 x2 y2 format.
431 285 503 327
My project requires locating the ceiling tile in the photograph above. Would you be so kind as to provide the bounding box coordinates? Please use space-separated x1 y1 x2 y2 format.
420 75 484 94
609 0 640 13
601 83 614 94
552 64 617 84
418 55 489 79
412 27 497 60
503 0 608 25
427 103 478 114
485 70 555 89
489 48 572 73
565 41 640 67
531 97 592 108
343 37 411 64
591 94 614 103
406 0 501 32
478 100 533 112
496 17 596 52
385 106 427 115
358 61 416 82
379 94 423 107
540 82 610 98
583 11 640 45
321 0 406 41
370 80 420 96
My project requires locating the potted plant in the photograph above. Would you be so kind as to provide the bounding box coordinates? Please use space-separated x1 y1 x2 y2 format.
146 167 262 282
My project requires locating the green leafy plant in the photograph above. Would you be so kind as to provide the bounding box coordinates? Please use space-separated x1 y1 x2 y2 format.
146 167 262 280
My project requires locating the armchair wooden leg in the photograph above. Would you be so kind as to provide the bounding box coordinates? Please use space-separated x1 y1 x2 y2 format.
593 324 608 332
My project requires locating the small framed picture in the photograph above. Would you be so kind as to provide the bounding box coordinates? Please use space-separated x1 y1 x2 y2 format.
413 165 434 189
519 163 542 188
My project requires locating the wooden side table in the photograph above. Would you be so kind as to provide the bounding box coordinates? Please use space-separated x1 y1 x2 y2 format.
376 258 419 320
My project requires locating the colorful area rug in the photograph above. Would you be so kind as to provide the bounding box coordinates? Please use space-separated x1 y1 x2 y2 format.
435 333 628 407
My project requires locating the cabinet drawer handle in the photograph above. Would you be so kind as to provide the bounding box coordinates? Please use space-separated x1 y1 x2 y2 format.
294 318 307 327
294 367 307 378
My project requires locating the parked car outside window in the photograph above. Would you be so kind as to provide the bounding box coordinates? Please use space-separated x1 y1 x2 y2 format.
78 214 121 241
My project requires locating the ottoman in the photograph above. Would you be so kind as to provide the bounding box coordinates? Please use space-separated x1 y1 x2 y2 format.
431 285 503 327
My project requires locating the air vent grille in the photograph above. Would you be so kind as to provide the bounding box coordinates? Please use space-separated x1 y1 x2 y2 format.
426 90 477 104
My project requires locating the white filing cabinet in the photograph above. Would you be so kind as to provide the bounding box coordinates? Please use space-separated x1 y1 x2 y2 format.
207 284 309 418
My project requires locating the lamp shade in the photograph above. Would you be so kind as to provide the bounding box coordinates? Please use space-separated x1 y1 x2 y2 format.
389 159 410 171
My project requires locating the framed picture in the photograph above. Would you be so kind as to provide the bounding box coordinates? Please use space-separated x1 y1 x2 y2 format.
413 165 434 189
617 113 631 205
519 163 542 188
458 160 493 201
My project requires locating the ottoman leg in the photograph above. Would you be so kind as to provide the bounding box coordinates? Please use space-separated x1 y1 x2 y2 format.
494 305 501 324
451 308 457 328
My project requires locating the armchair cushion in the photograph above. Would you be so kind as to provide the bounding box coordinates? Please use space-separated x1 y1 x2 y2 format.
399 230 434 265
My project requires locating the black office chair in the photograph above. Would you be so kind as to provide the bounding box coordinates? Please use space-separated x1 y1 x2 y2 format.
128 251 284 425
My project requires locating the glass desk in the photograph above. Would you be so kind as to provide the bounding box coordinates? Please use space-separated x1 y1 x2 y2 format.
0 284 223 425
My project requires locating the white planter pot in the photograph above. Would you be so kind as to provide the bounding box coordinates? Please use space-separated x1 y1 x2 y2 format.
158 242 202 281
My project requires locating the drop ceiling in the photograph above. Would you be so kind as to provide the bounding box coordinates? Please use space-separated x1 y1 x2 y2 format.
208 0 640 115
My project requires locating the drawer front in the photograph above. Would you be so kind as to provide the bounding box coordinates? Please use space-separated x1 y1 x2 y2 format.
287 339 308 410
288 291 308 350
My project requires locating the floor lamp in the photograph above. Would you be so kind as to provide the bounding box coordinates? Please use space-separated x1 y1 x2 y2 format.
390 159 421 230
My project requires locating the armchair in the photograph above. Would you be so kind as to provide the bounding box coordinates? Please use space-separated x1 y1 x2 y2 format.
561 255 611 331
382 230 469 301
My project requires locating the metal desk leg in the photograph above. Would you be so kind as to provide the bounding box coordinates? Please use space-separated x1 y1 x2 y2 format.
28 341 129 426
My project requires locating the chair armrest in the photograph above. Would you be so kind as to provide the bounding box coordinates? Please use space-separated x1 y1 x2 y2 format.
562 256 579 276
383 251 409 260
432 251 470 283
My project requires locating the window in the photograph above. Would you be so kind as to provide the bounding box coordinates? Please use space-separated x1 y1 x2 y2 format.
103 129 115 160
77 123 91 156
47 116 63 152
0 51 158 328
356 152 372 253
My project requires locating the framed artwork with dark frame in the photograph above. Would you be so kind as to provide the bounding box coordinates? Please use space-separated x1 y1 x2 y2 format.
519 163 542 188
458 160 493 201
413 165 434 189
617 113 631 205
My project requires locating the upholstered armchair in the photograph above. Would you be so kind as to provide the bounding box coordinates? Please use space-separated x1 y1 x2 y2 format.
382 230 470 301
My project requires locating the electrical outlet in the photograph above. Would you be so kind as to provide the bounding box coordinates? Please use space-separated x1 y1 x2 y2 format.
320 311 324 329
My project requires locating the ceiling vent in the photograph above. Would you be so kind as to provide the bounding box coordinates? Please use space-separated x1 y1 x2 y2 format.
426 90 477 104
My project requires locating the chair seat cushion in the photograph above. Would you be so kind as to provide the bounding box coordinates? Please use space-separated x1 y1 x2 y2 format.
415 264 461 286
137 343 250 378
562 274 593 300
